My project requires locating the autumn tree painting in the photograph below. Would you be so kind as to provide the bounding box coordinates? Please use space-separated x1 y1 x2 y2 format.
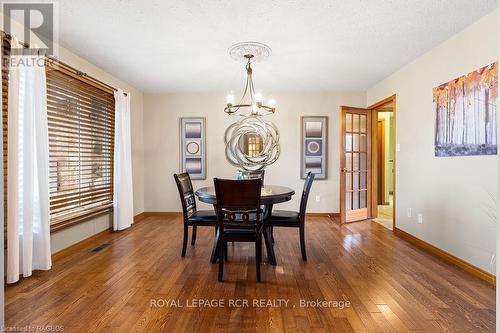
434 62 498 156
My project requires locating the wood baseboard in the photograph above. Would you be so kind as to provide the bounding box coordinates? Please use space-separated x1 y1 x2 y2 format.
143 212 183 218
305 212 340 218
134 212 146 223
394 227 495 286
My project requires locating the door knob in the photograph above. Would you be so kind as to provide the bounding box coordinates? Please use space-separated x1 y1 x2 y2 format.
342 168 348 173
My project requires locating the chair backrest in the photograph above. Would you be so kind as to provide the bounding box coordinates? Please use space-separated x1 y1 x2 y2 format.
174 173 197 220
298 172 315 222
214 178 262 230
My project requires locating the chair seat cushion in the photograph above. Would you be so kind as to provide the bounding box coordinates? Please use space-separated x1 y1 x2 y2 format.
188 210 217 224
271 210 300 225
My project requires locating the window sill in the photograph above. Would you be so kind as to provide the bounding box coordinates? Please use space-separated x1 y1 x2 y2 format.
50 206 113 233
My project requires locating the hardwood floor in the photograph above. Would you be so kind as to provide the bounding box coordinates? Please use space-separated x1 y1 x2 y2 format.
5 216 495 332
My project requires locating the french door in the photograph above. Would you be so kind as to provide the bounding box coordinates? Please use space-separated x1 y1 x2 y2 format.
340 107 372 223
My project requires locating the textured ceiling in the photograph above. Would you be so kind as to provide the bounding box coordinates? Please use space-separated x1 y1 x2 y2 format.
56 0 498 93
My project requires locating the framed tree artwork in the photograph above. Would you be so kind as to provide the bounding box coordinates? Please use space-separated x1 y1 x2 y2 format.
301 116 328 179
434 62 497 157
179 117 206 179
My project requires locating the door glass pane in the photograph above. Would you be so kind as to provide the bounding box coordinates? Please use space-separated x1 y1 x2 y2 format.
360 134 366 151
346 134 352 151
353 191 359 209
353 153 359 171
360 190 366 208
344 110 370 217
345 153 352 170
353 114 359 132
353 172 359 189
346 113 352 132
353 134 359 151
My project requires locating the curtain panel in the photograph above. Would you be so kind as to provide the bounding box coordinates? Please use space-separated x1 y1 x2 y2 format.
113 89 134 231
6 37 51 283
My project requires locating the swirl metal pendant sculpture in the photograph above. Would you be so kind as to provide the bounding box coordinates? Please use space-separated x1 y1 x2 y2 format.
224 116 280 171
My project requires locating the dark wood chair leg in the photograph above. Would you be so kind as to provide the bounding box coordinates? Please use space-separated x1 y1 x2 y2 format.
210 229 220 264
262 204 277 265
218 239 225 281
256 233 262 282
263 226 277 265
271 226 275 243
182 224 188 257
191 225 197 246
299 226 307 261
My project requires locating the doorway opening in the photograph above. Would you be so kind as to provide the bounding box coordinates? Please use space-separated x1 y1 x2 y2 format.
369 96 396 230
339 96 396 226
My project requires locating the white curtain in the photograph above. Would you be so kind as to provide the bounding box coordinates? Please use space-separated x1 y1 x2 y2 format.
113 89 134 230
7 37 51 284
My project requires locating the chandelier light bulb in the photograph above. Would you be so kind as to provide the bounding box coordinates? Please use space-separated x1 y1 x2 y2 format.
226 93 235 105
268 98 276 108
255 92 263 104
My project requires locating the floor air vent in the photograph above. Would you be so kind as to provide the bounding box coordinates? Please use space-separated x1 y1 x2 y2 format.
91 243 111 252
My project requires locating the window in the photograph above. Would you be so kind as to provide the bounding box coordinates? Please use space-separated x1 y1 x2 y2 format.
1 35 115 233
46 64 115 231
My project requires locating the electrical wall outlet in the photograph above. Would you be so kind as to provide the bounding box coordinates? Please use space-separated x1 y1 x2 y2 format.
407 208 412 218
396 143 401 152
315 195 321 202
417 214 423 224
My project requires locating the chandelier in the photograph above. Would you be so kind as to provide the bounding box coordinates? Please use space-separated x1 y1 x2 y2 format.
225 42 276 117
223 42 280 173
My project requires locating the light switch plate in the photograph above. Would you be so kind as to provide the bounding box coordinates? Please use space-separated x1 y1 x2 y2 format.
396 143 401 152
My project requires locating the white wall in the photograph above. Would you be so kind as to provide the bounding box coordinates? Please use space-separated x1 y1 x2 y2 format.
367 10 499 274
143 92 365 213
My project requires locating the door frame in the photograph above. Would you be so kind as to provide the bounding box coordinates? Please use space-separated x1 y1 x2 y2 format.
339 106 372 223
368 95 396 230
376 118 386 205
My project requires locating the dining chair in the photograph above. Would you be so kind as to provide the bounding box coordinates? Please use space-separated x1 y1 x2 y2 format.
270 172 315 260
174 173 217 257
214 178 263 282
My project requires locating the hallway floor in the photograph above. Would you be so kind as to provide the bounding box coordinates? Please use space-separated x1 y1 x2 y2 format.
373 195 393 230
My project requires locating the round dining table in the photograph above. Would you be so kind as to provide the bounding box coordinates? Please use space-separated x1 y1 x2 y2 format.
195 185 295 265
195 185 295 205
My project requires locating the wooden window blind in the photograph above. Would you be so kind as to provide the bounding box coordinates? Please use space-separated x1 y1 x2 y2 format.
2 36 9 242
1 34 115 233
46 66 115 230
